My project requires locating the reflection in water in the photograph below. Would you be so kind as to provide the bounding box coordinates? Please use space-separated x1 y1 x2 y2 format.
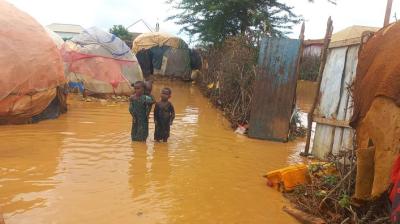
0 81 309 224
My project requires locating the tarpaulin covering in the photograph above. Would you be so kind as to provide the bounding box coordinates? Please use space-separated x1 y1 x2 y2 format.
62 27 143 95
132 32 188 53
350 22 400 127
0 0 65 122
132 33 191 79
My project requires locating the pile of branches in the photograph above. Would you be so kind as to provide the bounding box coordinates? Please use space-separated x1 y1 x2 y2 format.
197 36 257 127
285 150 390 224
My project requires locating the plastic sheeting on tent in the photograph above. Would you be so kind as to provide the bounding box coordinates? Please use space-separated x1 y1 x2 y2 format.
132 32 188 53
132 32 191 79
0 0 65 124
329 25 379 48
62 27 143 96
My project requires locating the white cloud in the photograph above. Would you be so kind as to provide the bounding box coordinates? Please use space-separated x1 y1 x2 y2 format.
283 0 399 39
7 0 185 39
7 0 400 42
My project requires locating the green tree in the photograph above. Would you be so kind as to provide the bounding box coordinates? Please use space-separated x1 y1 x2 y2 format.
167 0 300 44
109 25 133 47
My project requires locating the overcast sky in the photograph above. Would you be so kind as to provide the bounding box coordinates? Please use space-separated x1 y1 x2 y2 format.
8 0 400 42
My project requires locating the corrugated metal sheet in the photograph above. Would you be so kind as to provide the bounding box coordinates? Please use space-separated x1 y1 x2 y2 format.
312 45 359 159
249 37 302 142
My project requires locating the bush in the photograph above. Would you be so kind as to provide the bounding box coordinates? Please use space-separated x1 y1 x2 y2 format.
299 54 320 81
197 36 257 127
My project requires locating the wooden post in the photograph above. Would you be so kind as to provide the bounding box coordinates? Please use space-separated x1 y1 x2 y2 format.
292 22 305 138
384 0 394 26
302 17 333 156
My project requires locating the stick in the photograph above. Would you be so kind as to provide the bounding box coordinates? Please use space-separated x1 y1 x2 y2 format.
318 166 355 209
283 206 326 224
302 17 333 156
384 0 394 26
291 22 305 139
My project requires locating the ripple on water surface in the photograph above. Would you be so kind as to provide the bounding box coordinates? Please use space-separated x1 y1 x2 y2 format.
0 81 304 224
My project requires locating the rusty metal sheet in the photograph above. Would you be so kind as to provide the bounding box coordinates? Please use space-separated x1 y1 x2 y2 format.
312 46 359 159
249 37 302 142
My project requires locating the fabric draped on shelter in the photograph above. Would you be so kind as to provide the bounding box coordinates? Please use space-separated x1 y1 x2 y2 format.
0 0 65 123
350 22 400 127
62 27 143 96
132 32 191 79
132 32 188 53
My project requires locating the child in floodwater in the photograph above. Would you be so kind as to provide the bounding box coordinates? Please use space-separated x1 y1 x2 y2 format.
144 80 155 117
129 81 154 141
154 87 175 142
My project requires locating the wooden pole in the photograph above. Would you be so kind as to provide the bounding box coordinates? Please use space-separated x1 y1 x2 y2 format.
301 17 333 156
384 0 394 26
291 22 305 141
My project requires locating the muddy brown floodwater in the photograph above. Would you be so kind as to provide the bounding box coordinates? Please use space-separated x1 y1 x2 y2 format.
0 81 311 224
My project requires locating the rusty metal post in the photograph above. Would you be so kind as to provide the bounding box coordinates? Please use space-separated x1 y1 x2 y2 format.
384 0 394 26
302 17 333 156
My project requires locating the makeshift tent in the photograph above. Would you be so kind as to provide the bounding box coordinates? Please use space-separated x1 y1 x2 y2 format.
132 32 191 79
63 27 143 96
0 0 65 124
350 22 400 200
311 26 379 159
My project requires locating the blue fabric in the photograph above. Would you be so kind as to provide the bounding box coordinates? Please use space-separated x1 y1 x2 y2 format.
149 46 169 69
68 82 84 92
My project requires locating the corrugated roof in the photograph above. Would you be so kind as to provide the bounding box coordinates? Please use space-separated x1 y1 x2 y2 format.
329 25 380 48
46 23 84 34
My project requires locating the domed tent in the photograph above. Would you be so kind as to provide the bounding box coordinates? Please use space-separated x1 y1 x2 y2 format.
132 32 191 80
62 27 143 96
0 0 65 124
349 22 400 200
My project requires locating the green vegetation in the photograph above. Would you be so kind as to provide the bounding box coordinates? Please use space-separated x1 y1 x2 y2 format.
166 0 300 44
299 54 321 81
109 25 133 47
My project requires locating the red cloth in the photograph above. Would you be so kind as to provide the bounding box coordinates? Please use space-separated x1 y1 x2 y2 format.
390 156 400 223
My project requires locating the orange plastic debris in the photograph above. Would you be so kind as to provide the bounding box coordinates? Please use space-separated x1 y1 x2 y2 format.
265 164 308 191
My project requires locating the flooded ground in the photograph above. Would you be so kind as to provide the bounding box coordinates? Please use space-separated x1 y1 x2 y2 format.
0 81 315 224
296 80 317 112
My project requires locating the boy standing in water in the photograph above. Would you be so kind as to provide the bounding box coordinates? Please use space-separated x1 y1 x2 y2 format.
144 80 155 117
154 88 175 142
129 81 154 141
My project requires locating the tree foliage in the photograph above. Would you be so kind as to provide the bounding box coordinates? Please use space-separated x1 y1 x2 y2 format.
109 25 133 47
167 0 300 44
